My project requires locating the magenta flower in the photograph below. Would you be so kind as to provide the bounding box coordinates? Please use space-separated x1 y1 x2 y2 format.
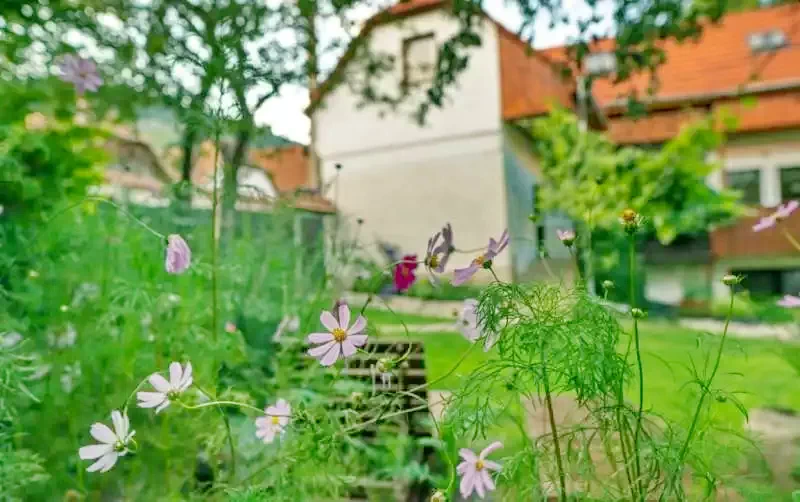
307 303 368 366
776 200 799 220
457 441 503 499
165 234 191 274
58 55 103 95
425 223 455 283
557 229 576 247
393 254 418 292
452 230 509 286
777 295 800 308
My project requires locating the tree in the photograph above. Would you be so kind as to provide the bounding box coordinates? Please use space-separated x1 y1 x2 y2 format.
532 107 742 243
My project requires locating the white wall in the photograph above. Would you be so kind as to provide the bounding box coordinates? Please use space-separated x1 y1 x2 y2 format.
315 11 509 280
708 131 800 207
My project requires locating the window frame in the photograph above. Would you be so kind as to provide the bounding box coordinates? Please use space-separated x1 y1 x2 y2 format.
402 33 437 89
725 168 762 206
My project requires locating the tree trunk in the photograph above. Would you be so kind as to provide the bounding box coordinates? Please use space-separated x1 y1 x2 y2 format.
220 127 252 245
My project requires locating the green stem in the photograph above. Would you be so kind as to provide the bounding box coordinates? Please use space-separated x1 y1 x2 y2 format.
662 290 735 500
541 349 568 502
781 227 800 253
630 236 645 501
180 400 266 415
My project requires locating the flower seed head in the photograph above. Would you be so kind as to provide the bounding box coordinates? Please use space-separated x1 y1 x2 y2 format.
602 280 615 290
622 208 637 223
376 357 393 373
722 274 742 286
630 308 646 319
430 491 447 502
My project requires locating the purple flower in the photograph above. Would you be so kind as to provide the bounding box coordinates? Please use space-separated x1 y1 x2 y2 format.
457 299 498 351
452 230 509 286
777 295 800 308
58 55 103 95
776 200 799 220
425 223 455 283
165 234 191 274
307 303 368 366
457 441 503 499
557 229 576 247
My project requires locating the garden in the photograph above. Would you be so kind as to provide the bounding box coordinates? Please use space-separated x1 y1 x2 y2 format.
3 0 800 501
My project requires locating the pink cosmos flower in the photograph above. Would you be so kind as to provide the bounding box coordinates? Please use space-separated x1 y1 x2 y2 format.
255 398 291 444
753 215 776 232
165 234 191 274
777 295 800 308
775 200 799 220
557 229 576 247
307 303 368 366
58 55 103 95
452 230 509 286
393 254 418 292
457 441 503 499
425 224 455 283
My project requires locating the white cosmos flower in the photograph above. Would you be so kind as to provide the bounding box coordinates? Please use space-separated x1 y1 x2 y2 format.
255 399 291 444
78 410 135 473
136 361 193 413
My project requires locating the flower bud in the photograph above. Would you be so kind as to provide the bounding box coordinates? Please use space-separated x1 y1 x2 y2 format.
630 308 646 319
481 259 493 270
430 491 447 502
350 391 364 404
620 209 641 235
602 280 615 290
376 357 394 373
722 274 742 286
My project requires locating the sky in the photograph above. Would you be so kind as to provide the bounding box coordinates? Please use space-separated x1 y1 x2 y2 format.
257 0 613 144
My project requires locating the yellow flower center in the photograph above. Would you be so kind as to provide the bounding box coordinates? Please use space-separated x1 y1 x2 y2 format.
332 328 347 342
428 255 439 268
622 208 637 222
472 255 486 267
475 460 485 471
271 416 281 425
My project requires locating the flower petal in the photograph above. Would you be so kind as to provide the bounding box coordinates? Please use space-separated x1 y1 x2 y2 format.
308 340 335 357
479 441 503 459
475 472 486 498
348 334 368 347
459 467 477 499
90 423 117 444
87 452 118 473
341 339 357 358
451 265 477 286
319 343 341 366
79 443 113 460
179 362 193 390
459 448 478 462
169 362 182 388
111 411 126 439
155 400 171 414
149 373 171 393
348 315 367 335
136 392 166 408
320 310 339 331
483 460 501 471
481 469 495 492
308 332 335 344
338 303 351 330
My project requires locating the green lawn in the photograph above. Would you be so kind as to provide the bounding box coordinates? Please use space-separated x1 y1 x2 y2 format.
373 317 800 500
363 307 452 326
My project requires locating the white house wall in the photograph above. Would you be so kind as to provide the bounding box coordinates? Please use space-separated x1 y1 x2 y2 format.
315 11 509 280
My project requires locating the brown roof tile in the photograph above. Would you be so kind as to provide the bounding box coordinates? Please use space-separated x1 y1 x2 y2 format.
248 145 310 193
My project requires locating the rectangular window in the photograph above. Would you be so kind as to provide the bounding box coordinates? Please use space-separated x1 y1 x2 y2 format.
726 169 761 205
780 166 800 202
402 33 436 87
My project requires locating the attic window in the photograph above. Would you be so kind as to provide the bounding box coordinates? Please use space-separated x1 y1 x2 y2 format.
583 52 616 76
748 30 787 53
403 33 436 86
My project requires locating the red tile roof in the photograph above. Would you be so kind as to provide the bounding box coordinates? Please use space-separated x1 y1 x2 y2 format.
541 3 800 110
249 145 311 193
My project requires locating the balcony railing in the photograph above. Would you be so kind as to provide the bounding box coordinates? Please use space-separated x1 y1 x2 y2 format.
710 207 800 259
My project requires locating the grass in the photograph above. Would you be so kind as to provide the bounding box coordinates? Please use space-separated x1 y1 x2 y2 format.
373 315 800 500
363 307 452 326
